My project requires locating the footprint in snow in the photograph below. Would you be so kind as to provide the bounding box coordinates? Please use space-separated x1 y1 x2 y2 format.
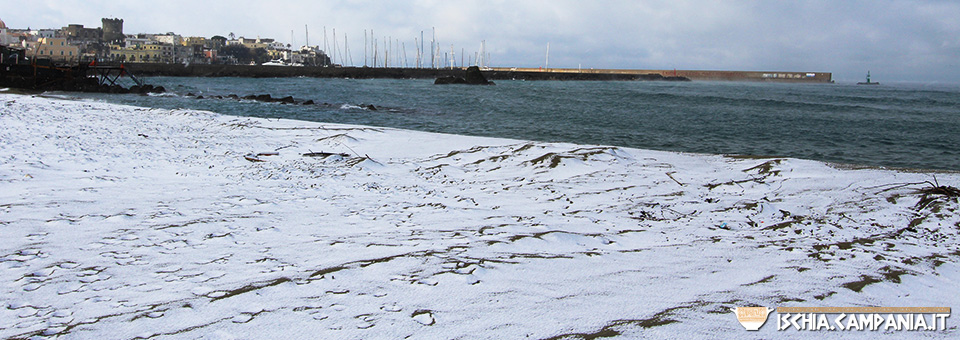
412 309 435 326
355 314 376 329
381 304 402 312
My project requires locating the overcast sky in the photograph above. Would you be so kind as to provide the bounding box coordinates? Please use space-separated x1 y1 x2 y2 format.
8 0 960 83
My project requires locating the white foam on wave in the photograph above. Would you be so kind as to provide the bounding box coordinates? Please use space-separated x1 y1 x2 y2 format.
340 103 370 110
147 92 179 98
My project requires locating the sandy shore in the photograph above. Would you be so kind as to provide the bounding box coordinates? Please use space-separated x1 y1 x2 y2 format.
1 92 957 338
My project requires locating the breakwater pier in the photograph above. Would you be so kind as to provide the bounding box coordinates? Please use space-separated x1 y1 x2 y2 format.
125 63 832 83
487 67 833 83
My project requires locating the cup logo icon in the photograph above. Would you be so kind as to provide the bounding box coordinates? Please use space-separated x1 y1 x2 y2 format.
732 307 772 331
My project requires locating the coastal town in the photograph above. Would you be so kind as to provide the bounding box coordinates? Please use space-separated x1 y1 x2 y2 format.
0 17 833 83
0 17 332 67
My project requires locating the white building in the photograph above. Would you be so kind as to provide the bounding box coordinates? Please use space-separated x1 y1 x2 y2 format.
29 29 56 39
153 34 182 46
125 36 152 48
268 41 286 50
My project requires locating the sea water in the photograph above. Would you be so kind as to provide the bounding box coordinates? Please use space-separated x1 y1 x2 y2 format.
66 77 960 171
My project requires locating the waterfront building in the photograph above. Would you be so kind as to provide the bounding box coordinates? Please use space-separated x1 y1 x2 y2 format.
183 37 208 48
29 29 57 39
23 37 80 62
124 35 152 48
231 37 272 50
154 34 183 46
108 43 173 63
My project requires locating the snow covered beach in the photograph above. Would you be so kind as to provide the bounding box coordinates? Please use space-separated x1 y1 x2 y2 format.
1 92 958 338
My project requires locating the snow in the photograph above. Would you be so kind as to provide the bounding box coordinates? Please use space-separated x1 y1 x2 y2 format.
1 92 958 339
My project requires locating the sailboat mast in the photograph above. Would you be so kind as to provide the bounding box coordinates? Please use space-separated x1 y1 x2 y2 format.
332 28 338 65
546 42 550 69
344 33 351 66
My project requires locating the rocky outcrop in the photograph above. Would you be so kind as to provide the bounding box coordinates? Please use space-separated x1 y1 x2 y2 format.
464 66 493 85
435 66 495 85
129 84 167 94
434 76 467 85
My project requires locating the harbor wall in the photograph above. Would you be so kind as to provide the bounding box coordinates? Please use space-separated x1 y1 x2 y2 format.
489 67 833 83
122 63 831 83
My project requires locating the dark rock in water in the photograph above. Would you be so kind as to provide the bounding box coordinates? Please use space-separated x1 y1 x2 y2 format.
435 66 494 85
243 94 258 100
196 95 204 99
365 104 377 111
186 92 196 97
302 100 315 105
255 94 273 102
131 84 158 94
213 95 223 99
464 66 493 85
227 94 239 99
278 96 296 104
435 76 467 85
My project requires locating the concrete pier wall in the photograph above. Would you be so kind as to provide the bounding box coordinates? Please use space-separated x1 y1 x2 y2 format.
489 67 833 83
123 63 831 83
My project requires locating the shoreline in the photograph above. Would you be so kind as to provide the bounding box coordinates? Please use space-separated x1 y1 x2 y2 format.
1 93 956 338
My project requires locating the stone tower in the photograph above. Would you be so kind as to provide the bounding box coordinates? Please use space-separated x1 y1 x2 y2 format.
102 18 124 44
